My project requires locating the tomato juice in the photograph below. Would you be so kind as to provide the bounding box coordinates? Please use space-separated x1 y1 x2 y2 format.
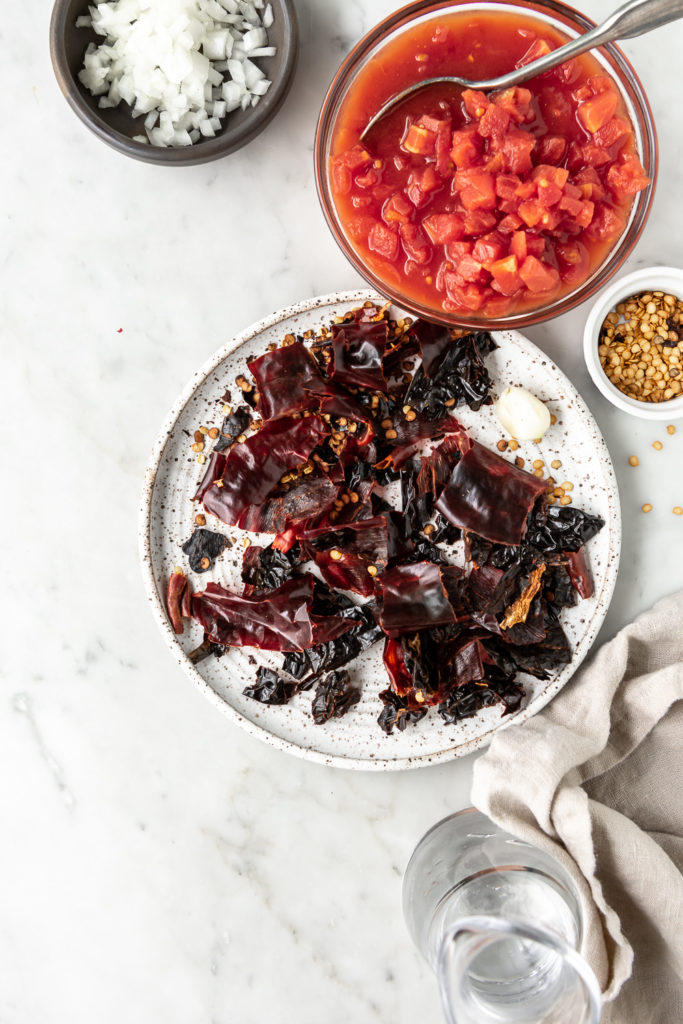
329 9 650 320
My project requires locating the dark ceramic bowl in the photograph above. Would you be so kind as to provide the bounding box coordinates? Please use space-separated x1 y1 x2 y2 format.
49 0 298 165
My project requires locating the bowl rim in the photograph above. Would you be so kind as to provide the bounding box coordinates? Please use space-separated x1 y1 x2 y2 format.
49 0 299 166
583 265 683 420
314 0 658 329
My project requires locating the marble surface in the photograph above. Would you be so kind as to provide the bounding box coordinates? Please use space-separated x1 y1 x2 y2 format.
2 2 682 1021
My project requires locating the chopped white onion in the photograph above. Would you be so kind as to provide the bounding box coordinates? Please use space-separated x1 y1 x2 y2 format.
77 0 277 148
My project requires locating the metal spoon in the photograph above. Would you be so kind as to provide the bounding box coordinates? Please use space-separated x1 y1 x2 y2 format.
360 0 683 140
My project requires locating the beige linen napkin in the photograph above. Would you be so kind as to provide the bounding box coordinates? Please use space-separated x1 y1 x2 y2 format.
471 590 683 1024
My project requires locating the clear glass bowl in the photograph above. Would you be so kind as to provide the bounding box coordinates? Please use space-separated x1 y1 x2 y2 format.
314 0 658 329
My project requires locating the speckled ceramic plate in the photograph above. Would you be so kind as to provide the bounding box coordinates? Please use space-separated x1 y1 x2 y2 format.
139 290 620 771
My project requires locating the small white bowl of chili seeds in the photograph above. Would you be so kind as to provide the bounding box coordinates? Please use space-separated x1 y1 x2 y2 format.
584 266 683 420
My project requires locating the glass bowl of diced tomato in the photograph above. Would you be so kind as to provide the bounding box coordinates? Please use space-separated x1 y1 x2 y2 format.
315 0 657 328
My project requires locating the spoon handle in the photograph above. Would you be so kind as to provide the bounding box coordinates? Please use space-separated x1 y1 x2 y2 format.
477 0 683 90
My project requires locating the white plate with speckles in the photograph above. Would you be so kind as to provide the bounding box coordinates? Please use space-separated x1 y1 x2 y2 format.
139 290 620 771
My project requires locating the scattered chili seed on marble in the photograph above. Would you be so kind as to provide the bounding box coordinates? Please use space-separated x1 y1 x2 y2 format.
653 440 663 450
674 507 683 516
667 424 676 435
642 503 653 513
628 455 639 467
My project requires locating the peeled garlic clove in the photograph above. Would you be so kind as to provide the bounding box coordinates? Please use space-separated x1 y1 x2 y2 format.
495 386 551 441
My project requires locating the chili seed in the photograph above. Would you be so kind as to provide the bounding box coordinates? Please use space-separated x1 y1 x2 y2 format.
208 427 219 439
560 495 572 505
653 440 663 450
515 457 524 468
674 507 683 516
497 439 508 451
628 455 639 467
367 564 379 576
330 549 342 561
667 424 676 435
385 428 398 440
642 503 653 513
508 439 519 451
532 459 544 469
195 514 206 527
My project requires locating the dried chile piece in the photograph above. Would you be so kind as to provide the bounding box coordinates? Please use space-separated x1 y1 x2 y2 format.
255 471 340 535
241 542 302 595
213 406 252 452
438 676 525 724
564 547 595 600
507 614 571 679
378 562 460 637
191 575 359 652
499 563 547 630
374 410 465 471
543 560 577 612
524 505 604 554
303 513 409 598
330 319 390 392
243 666 298 706
188 634 227 664
181 529 229 573
436 441 547 547
377 689 428 735
282 603 382 683
194 415 329 530
406 327 497 410
248 341 325 420
166 570 190 635
311 670 362 724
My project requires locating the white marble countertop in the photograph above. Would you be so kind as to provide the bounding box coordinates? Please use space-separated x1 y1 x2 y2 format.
2 2 683 1021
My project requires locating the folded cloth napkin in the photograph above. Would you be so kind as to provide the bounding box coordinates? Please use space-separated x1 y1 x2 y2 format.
472 590 683 1024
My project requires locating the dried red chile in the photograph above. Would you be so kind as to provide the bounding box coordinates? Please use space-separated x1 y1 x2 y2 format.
312 670 362 723
182 529 229 572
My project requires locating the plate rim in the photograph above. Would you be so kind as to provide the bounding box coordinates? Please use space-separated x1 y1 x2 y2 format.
138 289 621 771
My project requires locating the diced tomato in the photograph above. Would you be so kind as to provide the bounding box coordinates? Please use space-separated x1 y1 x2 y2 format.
473 232 506 267
402 123 437 157
332 160 352 195
450 126 482 169
519 255 560 293
382 192 413 225
498 213 523 234
484 152 506 173
399 223 432 264
536 135 566 164
574 167 606 202
493 87 532 124
516 37 552 68
495 173 522 200
531 165 569 189
445 240 473 262
518 199 544 228
355 168 381 189
444 279 486 310
462 89 490 118
526 235 546 257
368 221 399 261
478 104 511 142
515 179 536 200
577 90 618 133
432 120 454 176
339 145 373 171
502 130 536 174
607 154 651 197
454 169 496 210
554 59 580 86
489 254 522 295
573 84 592 103
566 142 584 173
347 215 377 243
498 198 520 215
558 194 584 218
406 165 442 207
536 179 563 207
423 212 465 245
556 240 590 285
575 199 595 229
393 154 407 172
562 182 583 200
462 209 497 235
454 254 488 284
351 195 373 209
593 116 631 152
582 144 611 168
510 231 527 261
587 75 615 95
586 203 625 242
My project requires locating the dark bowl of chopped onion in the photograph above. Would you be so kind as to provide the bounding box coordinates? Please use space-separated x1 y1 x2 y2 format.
49 0 298 165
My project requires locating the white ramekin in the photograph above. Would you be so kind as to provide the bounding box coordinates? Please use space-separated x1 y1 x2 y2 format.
583 266 683 421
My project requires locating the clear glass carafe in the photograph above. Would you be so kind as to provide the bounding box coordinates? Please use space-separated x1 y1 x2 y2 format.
403 809 601 1024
